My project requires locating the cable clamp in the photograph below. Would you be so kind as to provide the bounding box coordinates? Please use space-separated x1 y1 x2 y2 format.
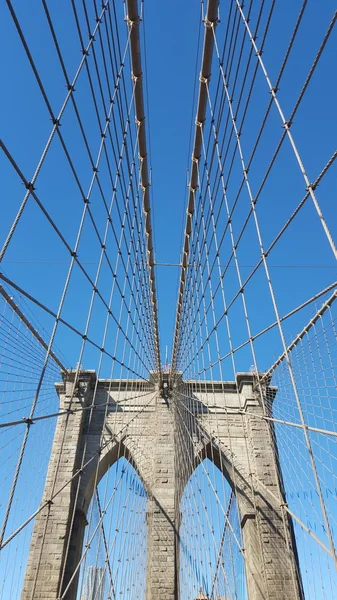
199 75 209 84
203 17 217 29
125 15 141 27
131 71 143 82
195 119 204 128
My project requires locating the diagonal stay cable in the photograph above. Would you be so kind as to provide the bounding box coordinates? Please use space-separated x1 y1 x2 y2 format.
0 285 66 373
0 271 150 381
0 0 111 262
0 391 156 551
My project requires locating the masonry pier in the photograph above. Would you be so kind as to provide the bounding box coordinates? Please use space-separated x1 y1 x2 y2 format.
21 371 303 600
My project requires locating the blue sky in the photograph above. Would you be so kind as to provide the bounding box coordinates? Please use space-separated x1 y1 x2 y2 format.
0 1 337 598
0 0 336 373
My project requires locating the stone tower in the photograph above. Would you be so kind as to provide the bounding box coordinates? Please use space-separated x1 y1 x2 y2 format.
21 371 303 600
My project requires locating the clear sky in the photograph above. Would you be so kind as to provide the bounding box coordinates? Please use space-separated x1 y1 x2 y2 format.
0 0 336 371
0 1 336 599
142 0 337 368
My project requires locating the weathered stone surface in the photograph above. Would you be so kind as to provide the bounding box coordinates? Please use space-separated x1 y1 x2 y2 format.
21 372 303 600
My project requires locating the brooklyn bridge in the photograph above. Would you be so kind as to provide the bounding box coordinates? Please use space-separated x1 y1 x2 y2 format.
0 0 336 598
